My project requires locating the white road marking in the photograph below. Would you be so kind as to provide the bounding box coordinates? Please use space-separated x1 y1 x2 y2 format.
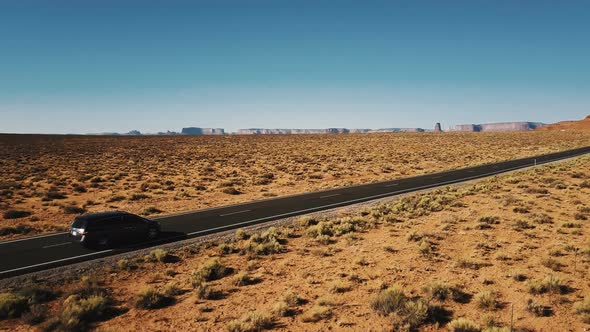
319 194 340 199
0 232 68 246
220 210 251 217
0 250 113 275
42 242 71 249
385 183 399 187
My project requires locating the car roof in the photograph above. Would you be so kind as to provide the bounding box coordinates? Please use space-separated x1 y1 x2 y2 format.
76 211 131 221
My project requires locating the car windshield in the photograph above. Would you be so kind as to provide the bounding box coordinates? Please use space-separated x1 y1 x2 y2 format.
72 218 86 229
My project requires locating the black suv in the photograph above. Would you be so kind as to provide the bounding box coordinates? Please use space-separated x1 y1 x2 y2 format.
69 211 160 248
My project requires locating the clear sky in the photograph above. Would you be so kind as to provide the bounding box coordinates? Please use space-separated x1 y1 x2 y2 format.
1 0 589 133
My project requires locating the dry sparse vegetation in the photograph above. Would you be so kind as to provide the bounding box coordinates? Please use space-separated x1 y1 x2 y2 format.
1 132 589 239
1 135 590 331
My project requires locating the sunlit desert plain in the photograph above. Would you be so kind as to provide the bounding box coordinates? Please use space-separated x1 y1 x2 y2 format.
1 131 590 240
0 146 589 331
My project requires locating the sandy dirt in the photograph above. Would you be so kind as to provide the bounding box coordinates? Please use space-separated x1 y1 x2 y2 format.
1 154 589 331
1 131 590 240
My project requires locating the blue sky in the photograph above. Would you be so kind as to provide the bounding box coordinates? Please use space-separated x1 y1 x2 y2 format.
1 0 589 133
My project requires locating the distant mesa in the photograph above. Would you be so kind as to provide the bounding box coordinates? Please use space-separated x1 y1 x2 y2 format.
536 115 590 131
236 127 427 135
157 130 180 135
181 127 225 135
453 122 544 132
83 119 569 136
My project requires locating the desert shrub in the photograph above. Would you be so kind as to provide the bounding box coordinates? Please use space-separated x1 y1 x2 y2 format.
541 258 563 271
129 193 150 201
117 259 131 270
371 286 434 328
298 216 318 227
281 291 304 307
193 282 210 299
133 288 173 309
191 259 230 286
2 209 31 219
447 318 480 332
235 228 249 240
328 280 350 294
271 301 289 317
222 187 241 195
527 276 567 294
391 189 460 217
525 187 548 195
43 190 67 200
531 213 553 224
574 213 588 221
478 216 500 224
475 291 500 310
141 206 162 216
456 258 488 270
162 283 182 297
580 180 590 188
418 240 433 256
512 207 529 214
218 243 233 255
271 291 303 317
226 311 273 332
241 229 282 256
17 287 55 304
89 176 104 183
146 249 170 263
510 270 527 281
306 221 334 238
301 305 332 323
562 222 582 228
383 246 397 253
526 298 550 317
106 195 126 203
370 286 408 315
72 185 87 193
0 225 34 236
513 220 535 230
233 271 255 287
62 205 86 214
0 292 28 318
21 304 46 325
46 294 114 331
406 230 423 242
241 237 281 255
422 282 466 302
403 298 429 328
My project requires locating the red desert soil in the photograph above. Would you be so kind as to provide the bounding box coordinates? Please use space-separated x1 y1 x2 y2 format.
1 131 590 240
1 155 589 331
537 115 590 131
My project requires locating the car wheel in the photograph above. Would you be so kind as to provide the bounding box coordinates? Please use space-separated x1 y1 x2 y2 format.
148 228 159 239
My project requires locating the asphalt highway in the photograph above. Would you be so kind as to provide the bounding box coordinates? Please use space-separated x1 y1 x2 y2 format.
1 146 589 279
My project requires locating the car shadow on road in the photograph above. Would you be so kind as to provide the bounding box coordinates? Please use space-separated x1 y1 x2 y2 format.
119 231 188 252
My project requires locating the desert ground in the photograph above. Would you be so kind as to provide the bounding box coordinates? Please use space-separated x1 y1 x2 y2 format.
0 152 590 331
1 131 590 240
